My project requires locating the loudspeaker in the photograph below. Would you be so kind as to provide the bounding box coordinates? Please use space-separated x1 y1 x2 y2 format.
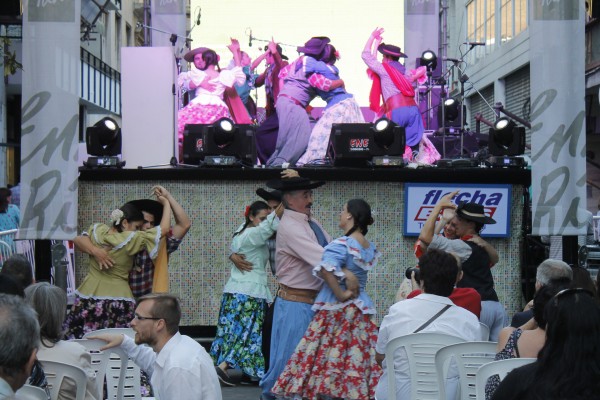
328 123 405 166
182 123 257 165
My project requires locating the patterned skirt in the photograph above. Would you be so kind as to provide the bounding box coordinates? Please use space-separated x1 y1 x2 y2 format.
209 292 267 379
272 303 382 400
63 294 136 339
177 103 231 140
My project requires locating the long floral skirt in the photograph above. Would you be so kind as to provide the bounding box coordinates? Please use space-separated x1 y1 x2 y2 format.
272 304 382 400
209 292 267 379
177 103 231 141
63 294 136 339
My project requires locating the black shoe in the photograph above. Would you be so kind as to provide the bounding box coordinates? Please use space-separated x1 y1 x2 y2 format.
239 373 259 386
215 366 236 387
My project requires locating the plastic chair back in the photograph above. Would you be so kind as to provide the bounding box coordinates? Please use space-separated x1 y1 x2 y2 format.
39 360 87 400
385 332 466 400
478 322 490 341
16 384 48 400
71 338 112 398
84 328 141 400
475 358 536 400
435 341 498 399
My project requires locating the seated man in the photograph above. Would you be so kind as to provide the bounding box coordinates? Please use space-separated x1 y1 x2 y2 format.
0 294 40 397
91 293 221 400
375 249 480 400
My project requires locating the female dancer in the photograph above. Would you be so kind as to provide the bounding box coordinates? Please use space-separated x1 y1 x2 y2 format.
210 200 283 386
272 198 381 400
65 193 171 339
296 44 365 166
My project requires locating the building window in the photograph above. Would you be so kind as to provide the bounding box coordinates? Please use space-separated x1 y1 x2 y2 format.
467 0 527 47
501 0 527 42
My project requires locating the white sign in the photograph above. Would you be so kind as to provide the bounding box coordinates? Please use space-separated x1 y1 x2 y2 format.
403 183 512 237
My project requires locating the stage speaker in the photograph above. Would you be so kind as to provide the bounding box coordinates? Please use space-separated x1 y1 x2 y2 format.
182 119 256 166
328 121 405 167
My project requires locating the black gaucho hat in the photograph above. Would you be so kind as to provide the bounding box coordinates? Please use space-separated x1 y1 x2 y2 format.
377 43 408 58
266 177 325 192
455 201 496 224
126 199 163 223
256 188 282 202
183 47 210 63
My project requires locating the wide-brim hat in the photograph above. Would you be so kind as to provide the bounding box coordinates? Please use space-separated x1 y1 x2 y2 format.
297 36 330 57
127 199 163 223
266 177 325 192
377 43 408 58
456 201 496 224
256 188 282 202
183 47 209 63
265 44 289 60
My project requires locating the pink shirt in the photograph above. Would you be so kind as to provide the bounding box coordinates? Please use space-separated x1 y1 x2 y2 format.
275 209 332 290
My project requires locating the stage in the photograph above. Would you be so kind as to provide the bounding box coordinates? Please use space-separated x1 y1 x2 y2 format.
77 166 530 327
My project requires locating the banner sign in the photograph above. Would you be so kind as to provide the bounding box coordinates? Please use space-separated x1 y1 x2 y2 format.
20 0 80 239
530 1 586 236
403 183 512 237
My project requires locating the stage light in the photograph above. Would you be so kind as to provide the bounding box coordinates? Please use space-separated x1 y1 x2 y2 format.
420 50 438 71
182 121 256 166
444 98 459 122
488 117 526 168
328 121 406 167
83 117 125 168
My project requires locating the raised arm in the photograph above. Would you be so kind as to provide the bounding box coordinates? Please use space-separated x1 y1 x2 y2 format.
156 195 171 238
418 190 459 245
153 185 191 240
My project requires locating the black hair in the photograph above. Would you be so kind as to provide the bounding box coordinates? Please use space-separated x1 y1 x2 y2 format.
345 199 374 236
0 274 24 297
114 203 144 233
233 201 269 237
1 254 33 289
532 278 570 329
531 290 600 398
322 44 337 65
0 187 11 213
201 49 220 72
383 53 401 62
418 249 457 297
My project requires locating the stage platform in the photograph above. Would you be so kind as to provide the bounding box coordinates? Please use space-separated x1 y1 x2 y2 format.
77 166 530 327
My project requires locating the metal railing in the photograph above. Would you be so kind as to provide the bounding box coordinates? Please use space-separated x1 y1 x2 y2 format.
0 229 35 275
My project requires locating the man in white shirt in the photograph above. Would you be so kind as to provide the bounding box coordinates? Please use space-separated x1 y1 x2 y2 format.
375 249 480 400
0 294 40 399
92 293 222 400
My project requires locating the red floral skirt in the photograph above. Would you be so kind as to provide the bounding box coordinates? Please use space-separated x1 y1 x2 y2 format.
272 303 382 400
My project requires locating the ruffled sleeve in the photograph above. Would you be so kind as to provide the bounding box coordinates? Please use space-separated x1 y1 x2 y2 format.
93 224 162 260
178 69 206 90
219 66 246 88
234 211 279 249
312 238 348 279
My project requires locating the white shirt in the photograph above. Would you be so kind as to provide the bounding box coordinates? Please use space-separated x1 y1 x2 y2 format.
121 333 222 400
375 294 480 400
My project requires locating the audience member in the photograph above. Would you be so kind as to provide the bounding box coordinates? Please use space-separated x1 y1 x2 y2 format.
485 279 570 399
570 264 599 299
0 254 34 290
492 288 600 399
0 274 24 298
419 190 506 340
91 293 222 400
0 188 20 250
0 294 40 397
510 259 572 327
25 282 99 400
375 249 480 400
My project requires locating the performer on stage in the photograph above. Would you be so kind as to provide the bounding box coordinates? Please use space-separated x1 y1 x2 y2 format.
177 40 250 160
362 27 426 155
254 41 289 164
296 44 365 166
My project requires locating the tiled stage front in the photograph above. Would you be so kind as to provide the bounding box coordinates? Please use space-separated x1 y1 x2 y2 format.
78 167 530 327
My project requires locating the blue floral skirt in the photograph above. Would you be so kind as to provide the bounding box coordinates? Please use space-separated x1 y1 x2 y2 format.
209 292 267 379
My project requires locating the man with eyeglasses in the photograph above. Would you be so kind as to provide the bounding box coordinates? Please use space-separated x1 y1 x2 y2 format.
91 293 222 399
74 185 191 298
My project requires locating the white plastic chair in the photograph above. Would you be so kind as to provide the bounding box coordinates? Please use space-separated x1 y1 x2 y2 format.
478 322 490 341
435 341 498 400
84 328 141 400
0 239 13 266
71 338 113 399
16 384 48 400
39 360 87 400
475 358 536 400
385 332 466 400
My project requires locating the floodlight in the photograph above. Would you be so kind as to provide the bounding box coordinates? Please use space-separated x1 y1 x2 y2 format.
488 117 526 167
420 50 438 71
83 117 125 168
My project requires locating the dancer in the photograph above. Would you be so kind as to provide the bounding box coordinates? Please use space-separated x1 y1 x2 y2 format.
210 200 283 386
362 27 426 153
297 44 365 166
272 199 381 400
254 41 289 164
65 192 171 339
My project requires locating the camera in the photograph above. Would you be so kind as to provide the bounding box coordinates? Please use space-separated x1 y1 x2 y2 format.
405 266 421 281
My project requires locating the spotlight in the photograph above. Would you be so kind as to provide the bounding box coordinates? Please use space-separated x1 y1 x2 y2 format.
83 117 125 168
488 117 526 168
328 120 406 167
420 50 438 71
182 119 257 166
